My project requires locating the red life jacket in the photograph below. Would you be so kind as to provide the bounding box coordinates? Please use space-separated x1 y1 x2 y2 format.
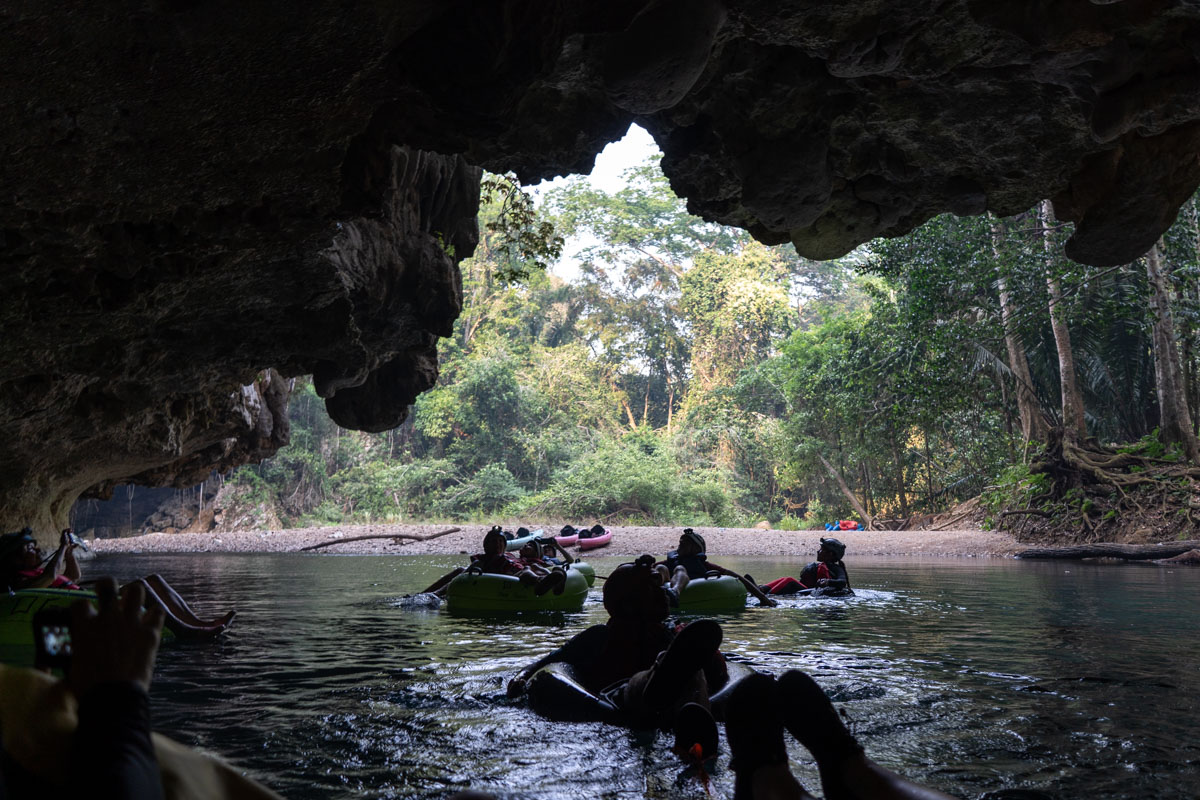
16 568 81 590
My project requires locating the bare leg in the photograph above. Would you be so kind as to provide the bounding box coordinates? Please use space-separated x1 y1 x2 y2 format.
64 547 81 582
725 672 818 800
549 566 568 595
817 755 959 800
624 662 717 761
670 565 691 595
141 574 234 627
519 567 566 596
623 659 710 721
749 764 818 800
622 619 721 725
777 670 958 800
124 583 227 641
726 569 778 606
418 567 465 597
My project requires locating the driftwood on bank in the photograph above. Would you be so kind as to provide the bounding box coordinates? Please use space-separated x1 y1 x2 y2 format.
1155 549 1200 564
1014 539 1200 561
300 527 461 552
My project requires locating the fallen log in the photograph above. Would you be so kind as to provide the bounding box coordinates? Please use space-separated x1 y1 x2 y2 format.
1015 539 1200 561
1154 549 1200 564
300 527 461 552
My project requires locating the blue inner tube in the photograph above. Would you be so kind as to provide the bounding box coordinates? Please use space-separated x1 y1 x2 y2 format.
505 530 544 551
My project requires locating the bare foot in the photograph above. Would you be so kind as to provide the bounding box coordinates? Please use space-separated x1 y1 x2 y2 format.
165 619 229 641
209 610 237 628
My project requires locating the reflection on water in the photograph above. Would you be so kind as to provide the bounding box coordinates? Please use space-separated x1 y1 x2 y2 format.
91 553 1200 799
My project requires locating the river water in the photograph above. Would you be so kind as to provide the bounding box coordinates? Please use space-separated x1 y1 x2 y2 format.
91 553 1199 799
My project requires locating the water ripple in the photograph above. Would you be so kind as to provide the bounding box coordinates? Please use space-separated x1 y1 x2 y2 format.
83 552 1200 800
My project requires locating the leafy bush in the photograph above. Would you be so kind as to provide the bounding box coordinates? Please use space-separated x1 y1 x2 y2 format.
776 515 803 531
435 462 526 516
801 498 830 529
513 432 735 524
979 462 1053 529
296 502 346 527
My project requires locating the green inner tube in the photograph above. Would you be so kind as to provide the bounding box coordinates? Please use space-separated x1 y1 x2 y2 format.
569 561 596 586
0 587 175 669
445 568 590 613
677 575 748 613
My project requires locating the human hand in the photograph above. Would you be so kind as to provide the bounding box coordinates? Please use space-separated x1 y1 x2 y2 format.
507 676 527 698
59 528 74 550
68 577 165 697
816 578 830 587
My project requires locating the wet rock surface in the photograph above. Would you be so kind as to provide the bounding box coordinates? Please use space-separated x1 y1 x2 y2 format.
6 1 1200 537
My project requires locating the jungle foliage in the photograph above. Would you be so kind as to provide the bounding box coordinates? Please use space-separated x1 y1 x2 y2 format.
230 152 1200 537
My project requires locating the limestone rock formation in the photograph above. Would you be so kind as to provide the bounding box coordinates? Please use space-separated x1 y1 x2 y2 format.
5 1 1200 538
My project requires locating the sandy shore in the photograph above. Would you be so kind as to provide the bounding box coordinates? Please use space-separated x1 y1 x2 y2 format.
90 523 1019 558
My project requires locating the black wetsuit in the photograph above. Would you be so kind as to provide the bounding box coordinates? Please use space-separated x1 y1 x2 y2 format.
664 550 709 579
799 560 850 590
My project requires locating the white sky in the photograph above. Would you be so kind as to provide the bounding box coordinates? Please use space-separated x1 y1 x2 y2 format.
529 124 661 281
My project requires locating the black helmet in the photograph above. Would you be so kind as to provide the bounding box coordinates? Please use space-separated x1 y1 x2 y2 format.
680 528 706 552
819 537 846 558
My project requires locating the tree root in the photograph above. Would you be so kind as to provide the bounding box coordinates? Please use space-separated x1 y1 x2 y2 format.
1000 427 1200 544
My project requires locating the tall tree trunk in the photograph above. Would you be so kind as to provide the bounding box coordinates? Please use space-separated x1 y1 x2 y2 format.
1145 239 1200 463
890 438 909 517
991 216 1047 444
862 461 874 517
1190 206 1200 434
620 397 638 430
666 383 675 433
1182 288 1199 434
818 453 873 529
923 432 936 506
1041 200 1087 446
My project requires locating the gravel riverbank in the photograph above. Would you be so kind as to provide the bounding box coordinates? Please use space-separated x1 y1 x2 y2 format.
90 523 1019 558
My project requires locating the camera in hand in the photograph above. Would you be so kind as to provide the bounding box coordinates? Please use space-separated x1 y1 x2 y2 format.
32 607 73 671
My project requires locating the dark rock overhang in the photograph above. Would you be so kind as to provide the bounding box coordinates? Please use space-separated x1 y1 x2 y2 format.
3 0 1199 535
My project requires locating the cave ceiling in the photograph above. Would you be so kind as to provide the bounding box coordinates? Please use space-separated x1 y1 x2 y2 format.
3 0 1200 534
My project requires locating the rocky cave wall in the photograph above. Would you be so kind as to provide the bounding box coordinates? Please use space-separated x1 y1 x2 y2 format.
5 0 1200 540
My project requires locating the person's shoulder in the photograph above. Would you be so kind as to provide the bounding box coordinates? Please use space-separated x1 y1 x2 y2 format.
571 624 609 646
